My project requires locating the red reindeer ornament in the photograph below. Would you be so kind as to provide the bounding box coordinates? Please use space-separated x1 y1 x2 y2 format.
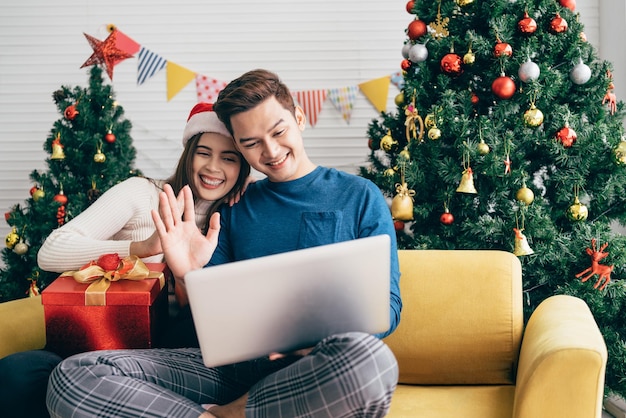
575 239 614 291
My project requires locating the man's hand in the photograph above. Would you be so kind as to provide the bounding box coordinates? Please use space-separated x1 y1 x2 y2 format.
268 347 313 360
151 184 220 281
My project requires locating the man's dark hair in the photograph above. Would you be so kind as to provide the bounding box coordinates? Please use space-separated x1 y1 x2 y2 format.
214 69 296 135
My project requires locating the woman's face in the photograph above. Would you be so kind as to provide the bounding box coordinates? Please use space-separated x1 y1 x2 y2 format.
191 132 242 201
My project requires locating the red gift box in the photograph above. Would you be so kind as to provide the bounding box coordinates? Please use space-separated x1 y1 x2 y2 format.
41 262 169 358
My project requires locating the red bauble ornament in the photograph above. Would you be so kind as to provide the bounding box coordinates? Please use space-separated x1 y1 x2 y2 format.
518 12 537 34
97 253 122 271
494 41 513 57
471 92 479 105
440 209 454 225
53 192 68 205
4 211 11 222
401 59 412 71
64 104 79 120
29 186 38 196
491 75 516 99
405 0 415 14
550 13 568 33
394 220 405 232
556 126 577 147
440 53 463 76
407 19 427 40
559 0 576 11
105 130 116 143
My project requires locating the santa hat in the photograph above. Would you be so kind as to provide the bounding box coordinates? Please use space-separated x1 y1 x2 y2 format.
182 102 232 146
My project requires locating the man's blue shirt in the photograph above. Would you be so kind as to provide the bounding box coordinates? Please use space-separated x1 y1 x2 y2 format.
208 166 402 338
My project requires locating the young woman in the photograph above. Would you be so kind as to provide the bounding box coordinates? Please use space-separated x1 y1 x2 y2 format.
0 102 251 418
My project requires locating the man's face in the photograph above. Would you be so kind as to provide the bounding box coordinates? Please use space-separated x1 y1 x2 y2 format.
230 96 313 182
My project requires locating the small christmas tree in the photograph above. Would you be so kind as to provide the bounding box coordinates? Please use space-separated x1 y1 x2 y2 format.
361 0 626 397
1 65 140 302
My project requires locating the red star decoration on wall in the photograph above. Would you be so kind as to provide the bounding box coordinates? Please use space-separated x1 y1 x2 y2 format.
80 30 134 80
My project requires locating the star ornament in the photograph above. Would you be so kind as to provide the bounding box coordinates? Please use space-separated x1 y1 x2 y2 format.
80 30 134 80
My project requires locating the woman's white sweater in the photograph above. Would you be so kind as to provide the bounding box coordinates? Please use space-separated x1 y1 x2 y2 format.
37 176 212 273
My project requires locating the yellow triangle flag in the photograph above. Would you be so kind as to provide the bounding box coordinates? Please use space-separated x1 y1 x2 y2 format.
166 61 196 101
358 75 391 113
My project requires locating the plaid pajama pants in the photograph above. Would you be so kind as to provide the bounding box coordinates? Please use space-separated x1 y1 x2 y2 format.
46 332 398 418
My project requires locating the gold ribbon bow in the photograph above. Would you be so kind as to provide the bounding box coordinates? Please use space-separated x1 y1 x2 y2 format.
62 255 164 306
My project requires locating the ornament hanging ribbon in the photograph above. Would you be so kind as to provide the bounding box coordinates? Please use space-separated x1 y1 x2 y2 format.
404 93 424 143
62 255 165 306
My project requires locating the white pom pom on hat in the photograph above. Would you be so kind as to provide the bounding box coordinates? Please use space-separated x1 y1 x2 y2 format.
182 103 232 146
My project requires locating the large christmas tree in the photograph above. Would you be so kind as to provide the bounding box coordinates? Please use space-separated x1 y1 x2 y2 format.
361 0 626 397
0 65 140 302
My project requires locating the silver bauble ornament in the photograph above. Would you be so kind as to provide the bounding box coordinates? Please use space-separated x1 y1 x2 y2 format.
408 43 428 63
402 43 412 59
570 58 591 85
518 59 540 83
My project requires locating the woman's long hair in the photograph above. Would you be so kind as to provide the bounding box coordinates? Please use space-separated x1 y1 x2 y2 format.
156 133 251 233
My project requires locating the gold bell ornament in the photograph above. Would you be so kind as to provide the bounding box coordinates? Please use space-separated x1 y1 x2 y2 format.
391 163 416 221
51 133 66 160
567 186 588 221
513 227 534 256
456 167 478 194
391 181 416 221
457 145 478 194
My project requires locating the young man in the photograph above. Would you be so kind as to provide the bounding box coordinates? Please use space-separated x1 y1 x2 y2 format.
46 69 402 418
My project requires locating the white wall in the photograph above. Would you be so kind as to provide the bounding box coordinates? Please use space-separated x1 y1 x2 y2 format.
0 0 409 243
0 0 621 243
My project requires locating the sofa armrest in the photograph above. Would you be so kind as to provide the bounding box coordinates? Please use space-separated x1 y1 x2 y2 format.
0 296 46 359
513 295 607 418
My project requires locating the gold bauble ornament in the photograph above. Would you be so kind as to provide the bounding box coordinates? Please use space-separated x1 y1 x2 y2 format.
395 92 405 107
614 140 626 165
456 0 474 6
523 104 544 127
5 227 19 249
424 113 436 129
463 50 476 65
94 151 106 163
380 132 398 152
516 185 535 205
32 189 45 201
13 240 29 255
428 127 441 140
384 168 396 177
567 196 588 221
477 140 490 155
399 148 411 160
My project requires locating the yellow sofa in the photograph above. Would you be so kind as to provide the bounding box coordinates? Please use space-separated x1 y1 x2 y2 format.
384 250 607 418
0 250 608 418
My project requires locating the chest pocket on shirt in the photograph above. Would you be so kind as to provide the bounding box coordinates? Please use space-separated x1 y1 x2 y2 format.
297 211 343 249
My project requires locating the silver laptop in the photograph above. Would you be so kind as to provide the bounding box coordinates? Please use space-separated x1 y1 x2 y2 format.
184 234 391 367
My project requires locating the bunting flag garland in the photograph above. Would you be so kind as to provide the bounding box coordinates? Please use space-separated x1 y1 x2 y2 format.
166 61 196 101
137 47 167 85
359 75 392 113
328 85 359 123
196 74 228 103
82 26 401 122
113 28 141 61
390 71 405 91
293 90 328 127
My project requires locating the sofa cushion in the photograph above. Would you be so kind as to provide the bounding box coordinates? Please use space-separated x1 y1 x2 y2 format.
383 250 523 384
